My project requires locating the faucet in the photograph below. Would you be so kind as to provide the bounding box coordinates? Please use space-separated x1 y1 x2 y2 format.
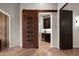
44 30 46 33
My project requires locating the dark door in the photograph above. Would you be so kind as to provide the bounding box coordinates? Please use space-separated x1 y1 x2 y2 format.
22 10 38 48
60 10 73 49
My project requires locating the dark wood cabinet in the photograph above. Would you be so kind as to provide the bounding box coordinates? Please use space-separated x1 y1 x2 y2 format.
42 33 50 42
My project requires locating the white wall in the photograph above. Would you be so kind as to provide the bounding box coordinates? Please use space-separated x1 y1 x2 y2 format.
0 3 20 48
20 3 58 48
57 3 66 10
52 13 57 48
20 3 57 10
63 3 79 48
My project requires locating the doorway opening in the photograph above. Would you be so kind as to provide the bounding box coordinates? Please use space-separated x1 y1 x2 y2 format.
38 13 53 49
0 11 9 50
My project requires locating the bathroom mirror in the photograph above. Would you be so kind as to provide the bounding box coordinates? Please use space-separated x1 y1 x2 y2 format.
43 17 50 29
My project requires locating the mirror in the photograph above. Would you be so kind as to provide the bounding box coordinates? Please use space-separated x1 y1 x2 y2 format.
43 17 50 29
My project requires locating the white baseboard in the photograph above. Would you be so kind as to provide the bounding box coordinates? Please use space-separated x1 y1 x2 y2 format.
52 44 58 49
9 42 20 48
73 45 79 48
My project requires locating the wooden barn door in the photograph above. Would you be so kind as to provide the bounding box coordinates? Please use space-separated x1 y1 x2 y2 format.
22 10 38 48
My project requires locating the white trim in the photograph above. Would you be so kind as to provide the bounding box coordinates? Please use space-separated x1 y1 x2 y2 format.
0 9 11 48
57 11 60 49
73 45 79 48
20 9 22 48
50 13 53 47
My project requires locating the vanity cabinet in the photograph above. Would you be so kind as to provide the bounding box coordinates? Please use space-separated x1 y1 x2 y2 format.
42 33 50 42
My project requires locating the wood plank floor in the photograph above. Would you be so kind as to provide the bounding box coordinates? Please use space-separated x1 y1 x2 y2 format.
0 41 79 56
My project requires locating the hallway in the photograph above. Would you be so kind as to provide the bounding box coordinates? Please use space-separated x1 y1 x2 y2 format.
0 3 79 56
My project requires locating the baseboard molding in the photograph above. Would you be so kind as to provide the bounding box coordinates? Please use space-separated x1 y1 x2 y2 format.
9 42 20 48
52 44 58 49
73 45 79 48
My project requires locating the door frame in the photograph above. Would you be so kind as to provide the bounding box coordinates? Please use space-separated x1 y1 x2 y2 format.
0 9 10 48
38 12 53 48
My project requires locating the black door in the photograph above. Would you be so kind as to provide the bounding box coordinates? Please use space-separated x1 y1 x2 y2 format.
60 10 73 49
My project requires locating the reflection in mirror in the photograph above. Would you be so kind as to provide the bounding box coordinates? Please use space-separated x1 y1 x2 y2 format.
43 16 50 29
